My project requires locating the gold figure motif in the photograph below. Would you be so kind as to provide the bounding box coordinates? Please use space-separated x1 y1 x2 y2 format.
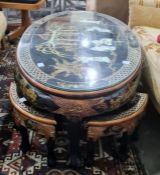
18 78 37 104
50 59 86 79
35 23 117 81
50 95 99 119
36 24 79 57
93 98 109 112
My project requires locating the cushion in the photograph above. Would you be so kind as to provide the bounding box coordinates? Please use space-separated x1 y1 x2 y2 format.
0 11 7 41
129 5 160 28
133 26 160 112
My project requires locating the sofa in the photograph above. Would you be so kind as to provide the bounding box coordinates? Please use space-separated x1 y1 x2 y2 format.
128 0 160 113
0 11 7 48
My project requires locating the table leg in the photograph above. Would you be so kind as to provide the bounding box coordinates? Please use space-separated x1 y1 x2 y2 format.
86 138 94 166
47 137 56 167
117 132 129 161
17 125 31 154
0 38 5 50
8 10 31 40
67 120 82 168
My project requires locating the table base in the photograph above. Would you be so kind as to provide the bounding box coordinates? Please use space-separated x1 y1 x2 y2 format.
9 83 148 168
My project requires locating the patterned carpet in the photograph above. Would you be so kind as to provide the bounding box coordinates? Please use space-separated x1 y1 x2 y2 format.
0 43 147 175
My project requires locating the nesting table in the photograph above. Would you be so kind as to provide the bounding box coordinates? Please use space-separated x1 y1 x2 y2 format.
9 11 147 168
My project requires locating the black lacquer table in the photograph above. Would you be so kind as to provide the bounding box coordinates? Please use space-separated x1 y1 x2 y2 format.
14 11 142 168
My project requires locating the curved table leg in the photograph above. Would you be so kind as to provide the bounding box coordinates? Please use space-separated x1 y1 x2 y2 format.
8 10 31 40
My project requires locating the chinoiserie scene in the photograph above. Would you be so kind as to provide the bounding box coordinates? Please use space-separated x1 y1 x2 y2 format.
0 0 160 175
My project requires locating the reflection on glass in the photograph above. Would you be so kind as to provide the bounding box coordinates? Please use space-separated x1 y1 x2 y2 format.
86 68 97 86
81 38 90 48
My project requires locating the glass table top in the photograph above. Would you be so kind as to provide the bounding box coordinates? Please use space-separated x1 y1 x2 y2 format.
17 11 141 92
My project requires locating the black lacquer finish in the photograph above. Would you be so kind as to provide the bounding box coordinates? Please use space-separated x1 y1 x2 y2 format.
17 11 141 92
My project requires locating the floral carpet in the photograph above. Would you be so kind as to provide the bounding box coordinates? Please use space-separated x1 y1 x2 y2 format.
0 43 147 175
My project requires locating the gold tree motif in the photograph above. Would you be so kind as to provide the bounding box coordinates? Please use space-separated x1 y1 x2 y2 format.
36 23 79 57
50 59 86 79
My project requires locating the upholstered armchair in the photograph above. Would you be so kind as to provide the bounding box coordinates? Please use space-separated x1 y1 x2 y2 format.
128 0 160 113
0 11 7 49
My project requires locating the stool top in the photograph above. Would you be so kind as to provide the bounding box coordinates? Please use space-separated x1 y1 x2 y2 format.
85 93 148 126
17 11 141 93
9 83 56 124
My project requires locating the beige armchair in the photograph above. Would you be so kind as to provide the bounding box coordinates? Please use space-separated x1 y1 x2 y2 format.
86 0 129 23
128 0 160 113
0 11 7 49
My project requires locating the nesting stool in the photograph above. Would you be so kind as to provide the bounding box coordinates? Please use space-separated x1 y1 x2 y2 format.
84 93 148 165
9 82 57 167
